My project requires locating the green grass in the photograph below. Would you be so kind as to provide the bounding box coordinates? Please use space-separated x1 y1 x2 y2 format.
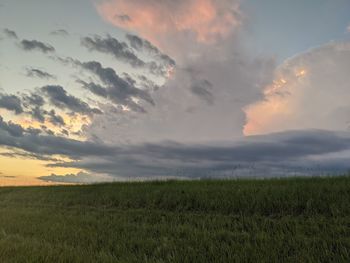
0 176 349 262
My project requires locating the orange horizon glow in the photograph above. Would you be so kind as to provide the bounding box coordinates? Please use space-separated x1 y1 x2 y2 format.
0 148 82 186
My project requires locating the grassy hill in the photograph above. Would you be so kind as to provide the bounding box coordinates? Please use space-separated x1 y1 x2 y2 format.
0 176 349 262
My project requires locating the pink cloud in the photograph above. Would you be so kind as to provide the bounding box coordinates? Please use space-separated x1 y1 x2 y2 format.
95 0 241 45
244 42 350 136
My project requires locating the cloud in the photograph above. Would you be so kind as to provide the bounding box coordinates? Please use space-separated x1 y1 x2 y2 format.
96 0 241 45
244 41 350 135
81 35 145 67
86 53 274 143
22 93 45 108
30 107 46 123
26 68 56 80
42 85 102 115
125 33 175 67
0 150 60 162
3 28 18 39
81 35 173 76
0 113 350 179
0 116 25 137
47 110 65 126
20 39 55 53
0 116 114 157
22 93 48 123
38 172 113 184
190 79 214 105
0 94 23 114
50 29 69 36
79 61 155 112
89 0 274 144
49 129 350 179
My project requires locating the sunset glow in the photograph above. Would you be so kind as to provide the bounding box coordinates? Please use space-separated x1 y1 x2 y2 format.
1 0 350 185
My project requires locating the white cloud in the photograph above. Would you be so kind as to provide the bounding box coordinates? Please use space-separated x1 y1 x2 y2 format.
88 0 275 144
244 41 350 135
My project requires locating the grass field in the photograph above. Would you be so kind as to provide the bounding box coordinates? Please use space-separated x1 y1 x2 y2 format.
0 176 349 262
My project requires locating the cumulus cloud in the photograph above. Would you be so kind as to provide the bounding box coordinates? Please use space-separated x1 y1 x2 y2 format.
42 85 102 115
88 0 275 144
244 41 350 135
87 51 274 143
25 68 56 80
20 39 55 53
0 94 23 114
3 28 18 39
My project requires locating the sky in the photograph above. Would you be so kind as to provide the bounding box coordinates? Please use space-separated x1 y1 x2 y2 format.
0 0 350 185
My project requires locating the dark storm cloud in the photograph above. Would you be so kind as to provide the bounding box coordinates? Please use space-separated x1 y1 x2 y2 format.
79 61 154 112
3 28 18 39
20 39 55 53
81 35 145 67
49 130 350 180
1 109 349 181
3 112 347 164
50 29 69 36
0 94 23 114
125 130 350 163
42 85 102 115
25 68 56 80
